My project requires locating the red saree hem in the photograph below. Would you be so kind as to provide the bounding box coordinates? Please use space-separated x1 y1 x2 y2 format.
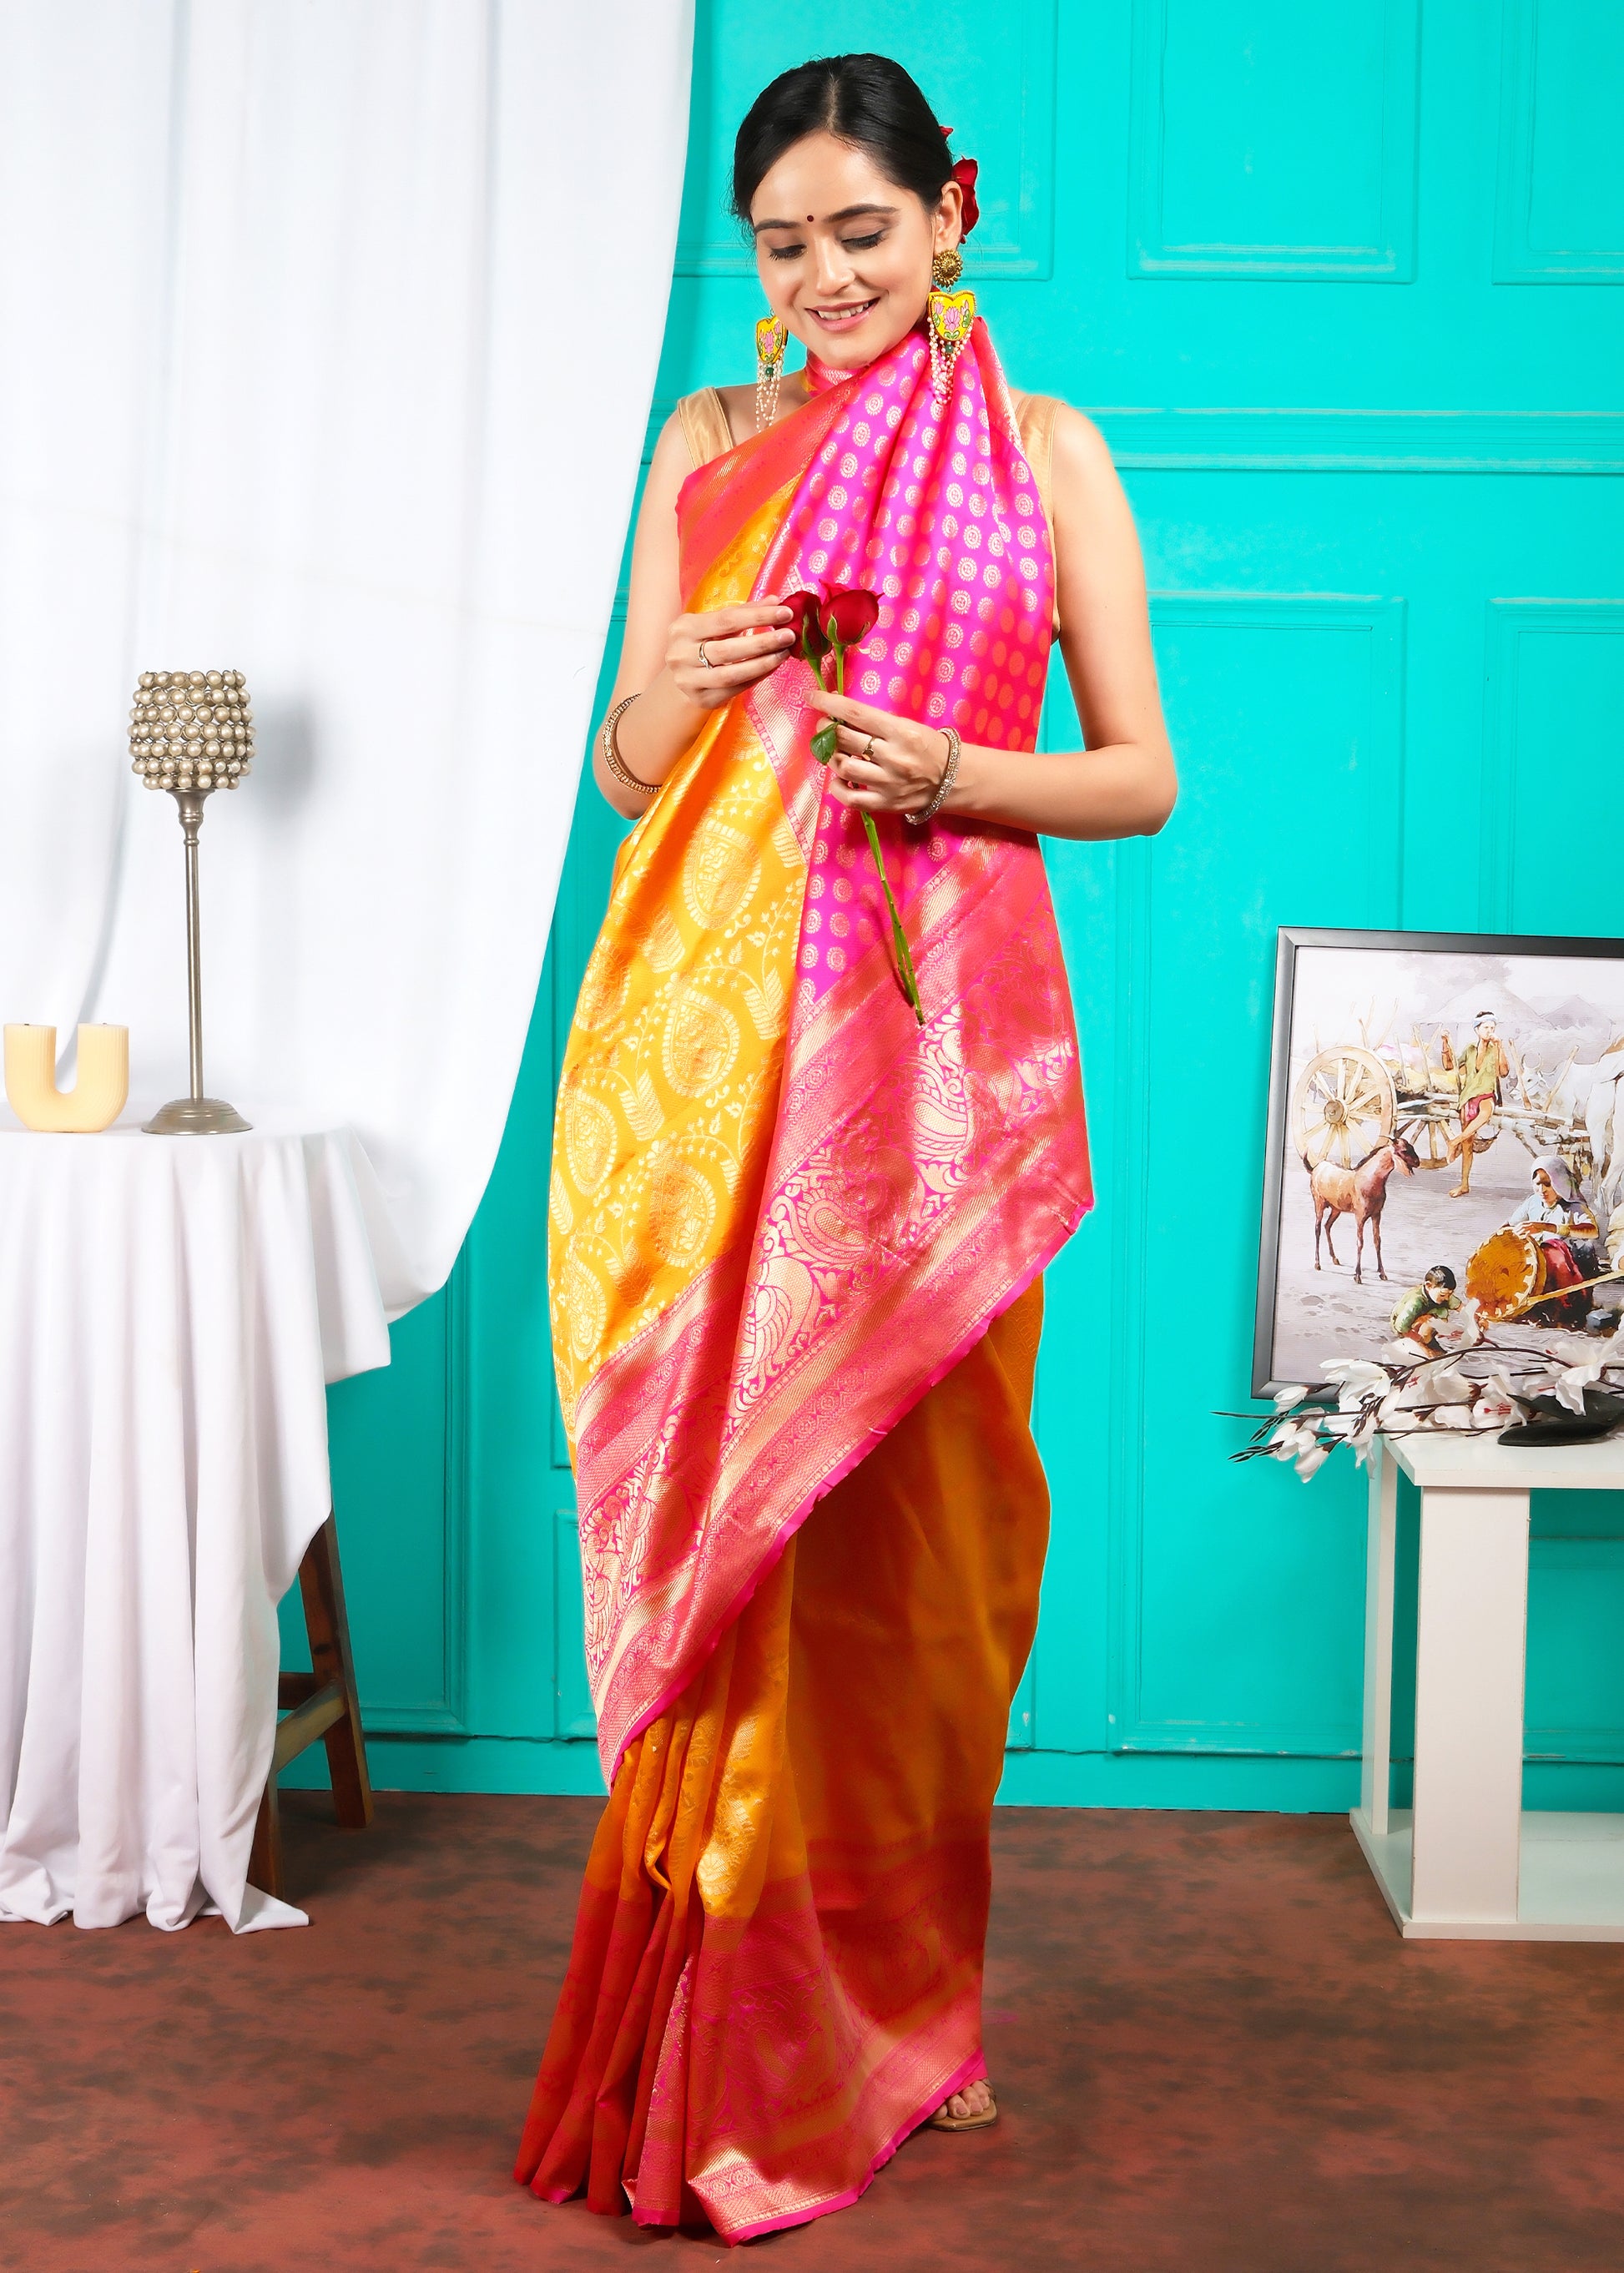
717 2047 990 2245
725 2049 988 2243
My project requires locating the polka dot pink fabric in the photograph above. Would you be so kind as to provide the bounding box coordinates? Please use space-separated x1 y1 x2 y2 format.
764 322 1055 1004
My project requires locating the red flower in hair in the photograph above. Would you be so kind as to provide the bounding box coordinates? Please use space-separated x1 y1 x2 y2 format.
941 129 980 236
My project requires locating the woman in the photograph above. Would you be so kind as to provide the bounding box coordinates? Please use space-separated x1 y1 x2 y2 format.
1511 1157 1601 1324
516 53 1175 2240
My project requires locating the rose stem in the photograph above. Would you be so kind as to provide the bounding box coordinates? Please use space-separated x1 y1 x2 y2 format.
834 643 924 1025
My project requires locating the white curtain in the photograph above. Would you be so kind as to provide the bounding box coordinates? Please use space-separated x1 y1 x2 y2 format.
0 0 693 1307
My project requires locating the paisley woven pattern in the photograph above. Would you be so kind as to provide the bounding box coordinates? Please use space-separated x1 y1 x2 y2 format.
549 488 806 1447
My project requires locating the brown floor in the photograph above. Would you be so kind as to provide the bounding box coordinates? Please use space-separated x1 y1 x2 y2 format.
5 1797 1624 2272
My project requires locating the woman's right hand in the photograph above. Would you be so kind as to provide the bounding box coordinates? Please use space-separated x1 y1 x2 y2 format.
666 602 797 713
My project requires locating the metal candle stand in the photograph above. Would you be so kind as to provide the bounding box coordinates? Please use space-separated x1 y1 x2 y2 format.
128 668 255 1134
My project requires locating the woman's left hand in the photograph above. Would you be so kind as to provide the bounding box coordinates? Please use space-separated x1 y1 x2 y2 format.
804 687 953 816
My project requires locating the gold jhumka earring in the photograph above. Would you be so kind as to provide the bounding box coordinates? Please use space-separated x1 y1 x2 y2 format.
755 315 786 431
926 246 976 405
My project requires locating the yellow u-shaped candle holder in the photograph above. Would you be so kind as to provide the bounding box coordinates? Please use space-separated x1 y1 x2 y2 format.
4 1024 129 1132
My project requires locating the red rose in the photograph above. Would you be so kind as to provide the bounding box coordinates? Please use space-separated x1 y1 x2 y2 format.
819 585 880 648
781 587 829 664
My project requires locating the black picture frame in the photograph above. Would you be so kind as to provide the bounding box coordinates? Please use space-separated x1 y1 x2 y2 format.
1253 926 1624 1398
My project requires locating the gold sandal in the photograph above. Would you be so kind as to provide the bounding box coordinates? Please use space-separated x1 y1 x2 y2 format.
928 2088 998 2133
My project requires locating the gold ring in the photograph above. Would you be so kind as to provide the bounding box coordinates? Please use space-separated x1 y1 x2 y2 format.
863 734 876 759
698 640 713 669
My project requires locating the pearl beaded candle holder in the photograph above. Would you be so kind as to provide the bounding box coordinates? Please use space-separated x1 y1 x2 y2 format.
129 669 254 1134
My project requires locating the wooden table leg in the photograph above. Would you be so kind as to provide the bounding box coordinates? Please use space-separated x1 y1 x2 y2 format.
1410 1483 1530 1925
249 1510 372 1902
297 1514 374 1833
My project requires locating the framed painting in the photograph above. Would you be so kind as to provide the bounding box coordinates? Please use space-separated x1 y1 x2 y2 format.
1253 929 1624 1396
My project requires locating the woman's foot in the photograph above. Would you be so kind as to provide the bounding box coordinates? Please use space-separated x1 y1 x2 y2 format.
929 2078 997 2130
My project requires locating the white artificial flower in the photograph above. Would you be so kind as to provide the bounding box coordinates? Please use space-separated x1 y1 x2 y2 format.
1430 1368 1476 1405
1547 1318 1624 1414
1376 1396 1423 1434
1268 1421 1309 1460
1351 1408 1382 1466
1554 1362 1601 1416
1395 1360 1474 1409
1321 1358 1390 1412
1273 1383 1309 1410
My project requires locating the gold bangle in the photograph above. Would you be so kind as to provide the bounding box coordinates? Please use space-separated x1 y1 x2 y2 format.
906 727 961 827
601 693 659 798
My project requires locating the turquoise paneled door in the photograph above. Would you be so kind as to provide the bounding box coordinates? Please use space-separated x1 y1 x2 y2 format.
288 0 1624 1807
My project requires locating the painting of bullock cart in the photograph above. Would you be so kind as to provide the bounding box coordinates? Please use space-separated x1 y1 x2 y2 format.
1254 929 1624 1395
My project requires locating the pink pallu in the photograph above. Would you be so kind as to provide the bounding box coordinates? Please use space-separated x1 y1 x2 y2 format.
581 322 1090 1774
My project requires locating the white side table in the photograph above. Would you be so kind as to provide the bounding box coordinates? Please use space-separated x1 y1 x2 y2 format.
1354 1429 1624 1941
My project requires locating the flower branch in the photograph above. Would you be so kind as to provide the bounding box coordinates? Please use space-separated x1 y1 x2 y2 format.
1228 1309 1624 1483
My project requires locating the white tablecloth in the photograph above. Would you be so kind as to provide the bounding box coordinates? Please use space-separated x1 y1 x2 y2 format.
0 1121 396 1932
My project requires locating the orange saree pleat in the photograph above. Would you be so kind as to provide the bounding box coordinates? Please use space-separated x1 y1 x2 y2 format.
515 1280 1048 2240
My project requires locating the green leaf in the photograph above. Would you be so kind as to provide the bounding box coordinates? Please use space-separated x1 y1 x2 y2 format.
811 720 838 764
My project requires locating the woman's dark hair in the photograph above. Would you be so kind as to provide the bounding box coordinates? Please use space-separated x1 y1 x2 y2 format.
731 53 955 221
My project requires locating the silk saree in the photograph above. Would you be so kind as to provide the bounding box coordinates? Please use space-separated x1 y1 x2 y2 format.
516 320 1091 2240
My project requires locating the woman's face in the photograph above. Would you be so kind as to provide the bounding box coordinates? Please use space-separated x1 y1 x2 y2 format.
1536 1169 1556 1200
749 131 961 371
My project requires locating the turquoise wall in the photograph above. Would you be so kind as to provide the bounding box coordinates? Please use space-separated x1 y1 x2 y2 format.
287 0 1624 1810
